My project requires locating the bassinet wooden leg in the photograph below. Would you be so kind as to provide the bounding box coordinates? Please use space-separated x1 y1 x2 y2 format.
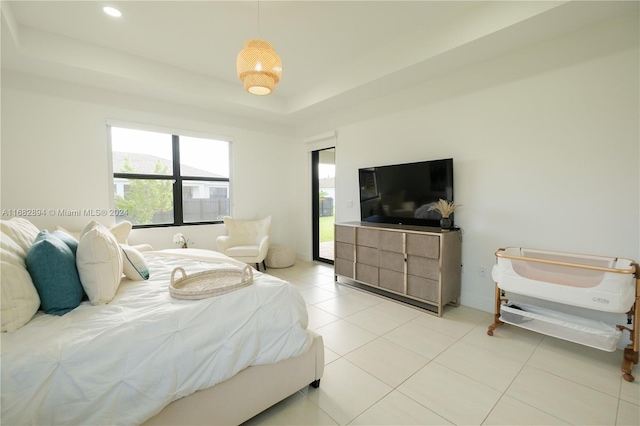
487 320 503 336
621 266 639 382
621 350 636 382
487 282 507 336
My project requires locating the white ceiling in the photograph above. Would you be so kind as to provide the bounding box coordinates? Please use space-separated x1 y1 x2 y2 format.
1 1 637 126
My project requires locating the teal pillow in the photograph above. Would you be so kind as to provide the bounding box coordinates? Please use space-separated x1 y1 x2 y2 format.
121 245 150 281
52 229 79 255
26 231 84 315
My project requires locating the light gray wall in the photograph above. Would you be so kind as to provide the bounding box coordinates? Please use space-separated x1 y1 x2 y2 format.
296 14 639 316
0 74 298 252
1 13 638 322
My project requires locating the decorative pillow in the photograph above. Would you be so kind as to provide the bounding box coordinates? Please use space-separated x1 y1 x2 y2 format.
79 220 132 245
55 226 81 240
1 257 41 332
1 218 42 331
1 218 41 256
109 221 132 245
25 231 84 315
76 223 124 305
121 245 150 281
52 229 79 255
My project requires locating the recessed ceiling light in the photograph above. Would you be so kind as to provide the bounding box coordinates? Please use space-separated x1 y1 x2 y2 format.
103 6 122 17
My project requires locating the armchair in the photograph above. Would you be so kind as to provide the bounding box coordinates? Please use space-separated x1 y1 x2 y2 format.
216 216 271 271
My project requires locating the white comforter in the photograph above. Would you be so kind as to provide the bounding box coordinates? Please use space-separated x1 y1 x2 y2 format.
1 249 313 425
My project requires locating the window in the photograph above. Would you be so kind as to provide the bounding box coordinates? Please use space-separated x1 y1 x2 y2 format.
110 126 230 227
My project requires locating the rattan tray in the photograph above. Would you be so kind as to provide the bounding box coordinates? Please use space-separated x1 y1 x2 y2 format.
169 264 254 300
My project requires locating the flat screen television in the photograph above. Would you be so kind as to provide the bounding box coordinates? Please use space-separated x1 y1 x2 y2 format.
359 158 454 228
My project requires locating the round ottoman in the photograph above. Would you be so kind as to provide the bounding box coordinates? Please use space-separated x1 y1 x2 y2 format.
265 244 295 268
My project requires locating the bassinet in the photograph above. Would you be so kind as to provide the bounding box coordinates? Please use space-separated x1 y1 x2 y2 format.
492 247 635 313
487 247 638 382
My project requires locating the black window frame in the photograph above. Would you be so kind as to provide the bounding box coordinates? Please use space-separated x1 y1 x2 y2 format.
112 131 230 228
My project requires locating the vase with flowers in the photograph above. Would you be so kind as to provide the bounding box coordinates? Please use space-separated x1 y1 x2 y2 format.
173 233 191 249
427 199 461 230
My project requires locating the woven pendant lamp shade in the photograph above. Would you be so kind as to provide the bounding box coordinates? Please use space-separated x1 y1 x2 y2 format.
237 39 282 95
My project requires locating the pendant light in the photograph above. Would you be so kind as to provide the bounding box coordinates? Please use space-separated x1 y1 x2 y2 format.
236 2 282 95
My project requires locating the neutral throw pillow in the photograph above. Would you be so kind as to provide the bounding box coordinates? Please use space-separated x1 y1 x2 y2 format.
76 222 124 305
25 231 84 315
109 221 132 245
1 218 41 332
121 245 150 281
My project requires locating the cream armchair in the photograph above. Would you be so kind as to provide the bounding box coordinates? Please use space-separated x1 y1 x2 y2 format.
216 216 271 271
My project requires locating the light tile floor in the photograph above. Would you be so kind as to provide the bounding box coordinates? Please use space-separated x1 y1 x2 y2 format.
244 261 640 426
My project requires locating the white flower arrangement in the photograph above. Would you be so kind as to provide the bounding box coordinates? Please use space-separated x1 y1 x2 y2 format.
173 233 190 248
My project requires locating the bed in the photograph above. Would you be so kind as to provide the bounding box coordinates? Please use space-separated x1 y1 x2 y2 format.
487 246 638 381
1 218 324 425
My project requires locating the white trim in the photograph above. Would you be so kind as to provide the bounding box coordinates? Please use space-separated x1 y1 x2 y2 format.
303 131 337 145
106 119 234 143
304 131 337 152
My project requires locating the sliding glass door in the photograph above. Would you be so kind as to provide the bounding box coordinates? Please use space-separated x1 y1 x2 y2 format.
312 147 335 263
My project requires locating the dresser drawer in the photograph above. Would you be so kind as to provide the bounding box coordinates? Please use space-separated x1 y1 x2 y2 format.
379 268 404 293
356 246 378 267
356 228 379 248
335 242 354 262
356 263 378 286
379 230 404 253
335 258 354 278
407 275 439 303
406 233 439 259
379 250 404 273
407 255 439 280
335 225 355 244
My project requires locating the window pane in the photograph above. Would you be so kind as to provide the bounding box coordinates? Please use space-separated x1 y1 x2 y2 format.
179 136 229 178
182 181 229 223
111 127 173 176
114 178 174 225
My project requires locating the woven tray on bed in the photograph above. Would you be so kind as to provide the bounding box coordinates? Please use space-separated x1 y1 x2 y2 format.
169 264 254 300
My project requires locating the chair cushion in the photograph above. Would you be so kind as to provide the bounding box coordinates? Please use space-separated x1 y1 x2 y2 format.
226 245 260 257
222 216 271 246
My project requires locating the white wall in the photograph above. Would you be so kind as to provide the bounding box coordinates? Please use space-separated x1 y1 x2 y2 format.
2 13 638 324
296 14 639 316
0 73 299 252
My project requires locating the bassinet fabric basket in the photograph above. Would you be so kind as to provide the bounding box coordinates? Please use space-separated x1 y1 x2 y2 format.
169 264 254 300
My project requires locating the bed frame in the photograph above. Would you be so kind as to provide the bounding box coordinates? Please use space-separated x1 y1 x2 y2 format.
143 333 324 425
487 247 638 382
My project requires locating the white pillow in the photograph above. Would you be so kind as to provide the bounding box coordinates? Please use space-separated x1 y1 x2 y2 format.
78 220 132 245
1 218 41 332
1 259 41 332
76 222 123 305
109 221 132 245
121 245 150 281
1 218 40 256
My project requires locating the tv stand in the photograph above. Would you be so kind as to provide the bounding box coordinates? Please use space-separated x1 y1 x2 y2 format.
334 222 462 316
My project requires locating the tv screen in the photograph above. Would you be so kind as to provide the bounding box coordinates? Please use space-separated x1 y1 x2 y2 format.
359 158 454 228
